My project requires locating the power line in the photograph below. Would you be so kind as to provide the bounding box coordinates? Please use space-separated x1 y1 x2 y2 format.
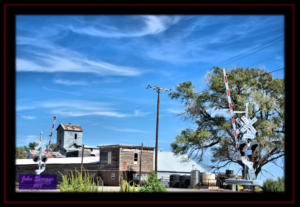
248 54 283 68
218 35 283 67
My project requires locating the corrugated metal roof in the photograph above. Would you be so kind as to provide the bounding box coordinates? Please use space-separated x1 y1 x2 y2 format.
155 152 208 173
57 123 83 132
16 157 99 165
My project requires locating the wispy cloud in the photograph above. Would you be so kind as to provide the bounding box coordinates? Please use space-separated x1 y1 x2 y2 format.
167 108 185 115
21 115 36 120
37 100 150 118
133 109 151 117
106 126 149 134
16 52 142 76
53 79 88 86
16 105 35 111
69 15 181 38
16 28 144 77
42 86 80 96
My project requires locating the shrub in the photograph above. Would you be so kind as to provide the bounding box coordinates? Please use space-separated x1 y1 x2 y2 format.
58 169 99 192
139 171 167 192
262 177 284 192
120 180 140 192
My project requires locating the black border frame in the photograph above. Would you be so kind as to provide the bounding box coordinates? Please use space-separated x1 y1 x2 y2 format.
2 3 295 204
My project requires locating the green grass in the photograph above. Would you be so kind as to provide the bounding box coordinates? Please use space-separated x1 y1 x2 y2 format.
58 168 99 192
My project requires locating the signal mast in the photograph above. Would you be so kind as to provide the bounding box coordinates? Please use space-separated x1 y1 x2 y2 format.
222 69 262 187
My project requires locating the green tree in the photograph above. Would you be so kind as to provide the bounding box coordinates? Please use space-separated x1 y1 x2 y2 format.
49 143 58 152
28 142 38 150
16 146 29 159
262 177 285 192
169 67 284 178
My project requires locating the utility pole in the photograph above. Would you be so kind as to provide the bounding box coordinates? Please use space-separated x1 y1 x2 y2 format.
147 84 171 173
139 142 143 185
81 144 85 173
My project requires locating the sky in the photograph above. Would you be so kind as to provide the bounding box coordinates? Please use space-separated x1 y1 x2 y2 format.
16 15 284 181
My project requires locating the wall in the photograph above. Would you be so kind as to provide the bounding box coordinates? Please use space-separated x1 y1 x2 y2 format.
119 148 153 172
63 131 83 149
99 148 120 170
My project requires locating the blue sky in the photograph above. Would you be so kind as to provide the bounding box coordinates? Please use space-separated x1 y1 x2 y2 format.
16 15 284 181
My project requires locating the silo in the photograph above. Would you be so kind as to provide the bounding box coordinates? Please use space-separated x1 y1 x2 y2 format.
191 170 201 187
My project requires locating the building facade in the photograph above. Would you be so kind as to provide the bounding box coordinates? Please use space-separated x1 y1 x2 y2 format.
56 123 83 153
97 145 154 186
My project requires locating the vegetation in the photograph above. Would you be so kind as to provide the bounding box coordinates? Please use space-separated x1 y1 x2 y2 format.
262 177 284 192
169 67 284 178
58 169 99 192
49 143 58 152
120 180 140 192
16 146 29 159
139 171 167 192
28 142 38 150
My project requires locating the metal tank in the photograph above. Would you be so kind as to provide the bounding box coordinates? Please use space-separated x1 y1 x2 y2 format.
191 170 201 187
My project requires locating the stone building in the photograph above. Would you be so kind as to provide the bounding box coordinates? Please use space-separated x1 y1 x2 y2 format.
97 145 154 186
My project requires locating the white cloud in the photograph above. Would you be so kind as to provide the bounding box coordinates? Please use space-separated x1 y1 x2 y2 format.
107 127 149 134
16 53 142 76
167 108 185 115
16 105 35 111
38 100 149 118
21 115 36 120
53 79 88 86
16 31 144 76
69 15 181 38
133 109 151 117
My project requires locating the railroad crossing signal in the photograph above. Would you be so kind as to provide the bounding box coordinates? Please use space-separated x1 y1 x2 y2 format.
236 116 257 134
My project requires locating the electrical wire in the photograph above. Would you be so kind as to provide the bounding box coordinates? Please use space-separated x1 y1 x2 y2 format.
217 35 284 67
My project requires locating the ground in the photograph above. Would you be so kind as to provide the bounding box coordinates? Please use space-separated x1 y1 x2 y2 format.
16 186 234 192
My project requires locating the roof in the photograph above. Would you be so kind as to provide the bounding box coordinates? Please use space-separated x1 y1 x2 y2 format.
155 151 208 173
57 123 83 132
97 144 154 150
16 156 99 165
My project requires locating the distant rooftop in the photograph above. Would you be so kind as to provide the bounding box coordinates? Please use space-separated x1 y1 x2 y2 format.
57 123 83 132
97 144 154 150
16 156 99 165
155 151 208 173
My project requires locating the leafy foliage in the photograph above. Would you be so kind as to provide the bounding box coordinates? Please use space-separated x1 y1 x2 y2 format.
139 171 167 192
58 169 99 192
28 142 38 150
49 143 58 152
16 146 29 159
169 67 284 177
120 180 141 192
262 177 284 192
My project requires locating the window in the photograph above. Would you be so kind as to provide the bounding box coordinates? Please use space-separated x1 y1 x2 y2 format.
134 153 138 162
111 173 115 180
74 134 77 140
108 152 112 164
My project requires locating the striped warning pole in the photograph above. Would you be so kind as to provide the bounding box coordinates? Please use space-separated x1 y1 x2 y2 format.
46 116 56 155
223 69 238 150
